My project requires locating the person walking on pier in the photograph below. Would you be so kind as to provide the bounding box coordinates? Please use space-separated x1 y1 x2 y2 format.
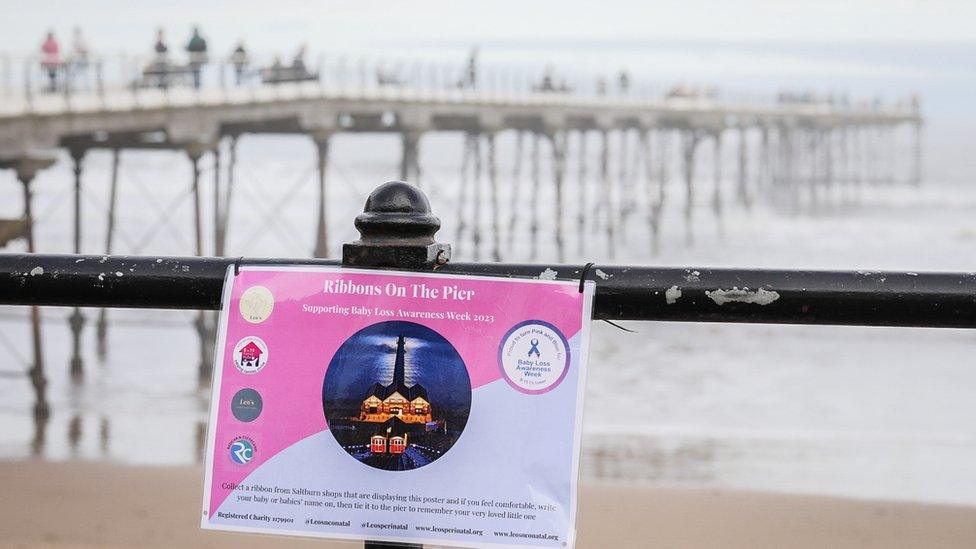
231 41 249 85
185 26 209 89
39 30 61 93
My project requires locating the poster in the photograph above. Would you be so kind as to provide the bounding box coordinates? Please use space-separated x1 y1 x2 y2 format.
202 265 594 548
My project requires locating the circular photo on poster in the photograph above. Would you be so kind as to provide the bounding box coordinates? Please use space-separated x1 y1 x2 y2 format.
322 321 471 471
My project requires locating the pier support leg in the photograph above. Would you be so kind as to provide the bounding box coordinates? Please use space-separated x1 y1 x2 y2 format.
221 135 239 254
212 139 223 256
652 129 669 254
187 145 213 385
529 133 541 261
576 130 587 256
549 131 566 262
640 129 661 254
486 132 501 262
313 132 331 258
506 131 524 253
759 126 770 194
2 157 54 450
69 148 87 379
456 133 473 249
711 130 724 236
96 149 120 358
618 129 631 242
912 121 923 186
824 129 834 202
399 130 422 186
600 130 615 259
472 134 484 262
681 130 699 247
737 126 750 209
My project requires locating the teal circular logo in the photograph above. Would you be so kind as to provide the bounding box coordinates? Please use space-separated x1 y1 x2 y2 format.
231 388 263 422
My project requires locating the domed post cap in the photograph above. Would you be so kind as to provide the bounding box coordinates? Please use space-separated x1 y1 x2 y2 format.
342 181 451 269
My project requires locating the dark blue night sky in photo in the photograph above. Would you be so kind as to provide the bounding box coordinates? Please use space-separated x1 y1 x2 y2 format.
322 321 472 413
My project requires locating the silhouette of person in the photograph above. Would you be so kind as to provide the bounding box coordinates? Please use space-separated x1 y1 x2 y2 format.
152 28 169 89
40 30 60 92
185 26 208 89
231 41 248 85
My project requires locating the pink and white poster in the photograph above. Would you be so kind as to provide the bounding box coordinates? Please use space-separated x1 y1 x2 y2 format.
201 265 594 548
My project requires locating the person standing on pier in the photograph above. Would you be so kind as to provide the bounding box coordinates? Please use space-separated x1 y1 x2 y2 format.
185 26 209 89
39 30 60 92
618 69 631 95
70 27 90 91
152 28 169 89
231 41 248 85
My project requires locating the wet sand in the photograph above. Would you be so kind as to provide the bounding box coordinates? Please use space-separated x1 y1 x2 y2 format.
2 461 976 548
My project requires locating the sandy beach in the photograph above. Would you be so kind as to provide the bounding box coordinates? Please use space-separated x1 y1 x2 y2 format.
1 461 974 548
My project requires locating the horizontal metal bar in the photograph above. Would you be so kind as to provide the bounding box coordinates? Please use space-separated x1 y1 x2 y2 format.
0 254 974 328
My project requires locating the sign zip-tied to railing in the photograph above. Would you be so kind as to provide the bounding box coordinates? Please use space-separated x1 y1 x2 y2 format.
201 264 595 548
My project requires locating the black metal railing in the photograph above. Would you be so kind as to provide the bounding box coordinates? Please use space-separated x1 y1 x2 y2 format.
1 180 974 549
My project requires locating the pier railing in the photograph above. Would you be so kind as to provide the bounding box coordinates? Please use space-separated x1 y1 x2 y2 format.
0 180 972 549
0 51 920 119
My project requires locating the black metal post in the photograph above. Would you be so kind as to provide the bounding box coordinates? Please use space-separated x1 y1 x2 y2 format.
69 147 86 378
341 180 442 548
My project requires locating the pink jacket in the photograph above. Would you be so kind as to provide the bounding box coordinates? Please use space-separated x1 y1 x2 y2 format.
41 37 60 69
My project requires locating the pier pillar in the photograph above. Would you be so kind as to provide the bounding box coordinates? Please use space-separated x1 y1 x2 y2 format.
68 147 87 379
653 128 669 254
529 132 542 260
486 132 501 262
618 128 633 240
759 125 771 193
549 131 567 262
471 133 484 262
212 139 223 256
806 129 820 208
681 130 700 247
599 129 615 258
1 155 55 425
186 142 213 384
576 130 588 256
312 132 332 258
506 131 524 253
456 133 473 250
711 130 724 234
641 129 663 254
96 149 121 357
912 121 923 186
737 126 751 209
399 130 423 186
824 128 834 198
221 135 239 254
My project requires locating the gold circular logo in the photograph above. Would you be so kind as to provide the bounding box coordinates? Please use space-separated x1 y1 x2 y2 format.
239 286 274 324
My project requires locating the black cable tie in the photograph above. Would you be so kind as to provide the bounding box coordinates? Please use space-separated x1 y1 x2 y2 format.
602 319 637 333
579 262 595 293
233 256 245 276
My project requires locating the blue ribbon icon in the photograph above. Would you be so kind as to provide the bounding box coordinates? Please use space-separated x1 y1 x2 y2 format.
527 338 541 358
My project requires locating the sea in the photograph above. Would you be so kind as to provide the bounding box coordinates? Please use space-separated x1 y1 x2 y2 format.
1 31 975 507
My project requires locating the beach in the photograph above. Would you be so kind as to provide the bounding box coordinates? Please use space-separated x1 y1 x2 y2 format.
2 461 975 548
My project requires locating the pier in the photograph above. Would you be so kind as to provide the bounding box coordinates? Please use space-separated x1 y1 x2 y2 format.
0 51 925 390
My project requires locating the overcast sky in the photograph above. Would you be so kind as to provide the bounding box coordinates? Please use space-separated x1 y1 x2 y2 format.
2 1 973 119
3 0 974 52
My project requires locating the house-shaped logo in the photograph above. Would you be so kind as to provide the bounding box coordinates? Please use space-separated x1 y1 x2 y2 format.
233 336 269 374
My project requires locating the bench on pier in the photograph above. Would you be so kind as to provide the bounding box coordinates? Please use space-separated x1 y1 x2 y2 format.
260 65 318 84
136 61 196 89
